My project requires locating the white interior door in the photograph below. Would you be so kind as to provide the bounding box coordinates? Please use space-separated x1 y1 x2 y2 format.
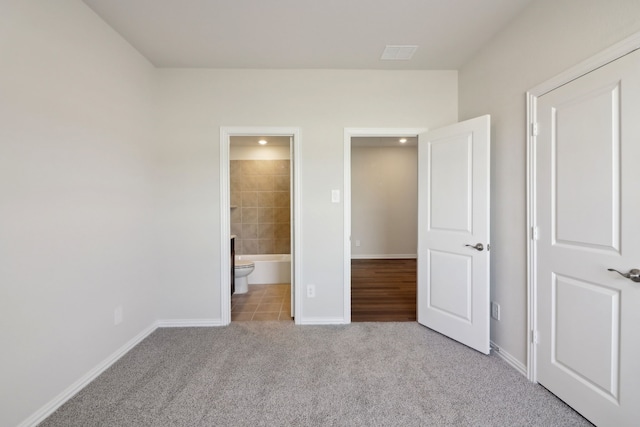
535 49 640 426
417 115 490 354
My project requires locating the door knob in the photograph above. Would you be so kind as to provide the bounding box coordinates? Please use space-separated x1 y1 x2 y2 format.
465 243 484 251
607 268 640 282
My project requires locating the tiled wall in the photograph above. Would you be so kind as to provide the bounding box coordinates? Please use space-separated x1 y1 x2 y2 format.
230 160 290 255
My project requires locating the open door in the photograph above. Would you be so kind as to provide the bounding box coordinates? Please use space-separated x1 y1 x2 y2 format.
417 115 490 354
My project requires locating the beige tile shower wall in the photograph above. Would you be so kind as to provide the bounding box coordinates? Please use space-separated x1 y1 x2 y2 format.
230 160 290 255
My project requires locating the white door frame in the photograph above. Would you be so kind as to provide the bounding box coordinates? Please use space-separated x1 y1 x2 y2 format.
343 127 427 323
220 126 302 325
526 32 640 381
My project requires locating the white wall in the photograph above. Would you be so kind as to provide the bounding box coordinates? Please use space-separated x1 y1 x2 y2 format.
459 0 640 367
0 1 158 425
351 145 418 258
156 69 457 321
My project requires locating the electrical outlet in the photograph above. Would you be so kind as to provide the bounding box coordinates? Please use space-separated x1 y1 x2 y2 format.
491 302 500 320
355 240 361 247
307 284 316 298
114 305 123 325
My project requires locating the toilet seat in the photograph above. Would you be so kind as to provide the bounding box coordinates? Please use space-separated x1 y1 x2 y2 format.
235 261 254 269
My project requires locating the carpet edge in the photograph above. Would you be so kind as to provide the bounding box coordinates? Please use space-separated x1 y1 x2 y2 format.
18 321 159 427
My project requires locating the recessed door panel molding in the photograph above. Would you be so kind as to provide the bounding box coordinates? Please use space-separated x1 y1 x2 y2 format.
533 44 640 425
427 249 472 322
552 274 620 401
552 82 621 253
418 115 490 355
428 133 472 233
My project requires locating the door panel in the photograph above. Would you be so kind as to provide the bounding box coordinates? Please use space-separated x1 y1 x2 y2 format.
429 135 472 232
428 250 472 322
418 115 490 355
536 48 640 426
553 274 620 400
554 82 620 251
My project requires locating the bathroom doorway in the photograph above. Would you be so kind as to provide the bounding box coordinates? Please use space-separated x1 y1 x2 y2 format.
220 127 301 325
349 135 419 321
230 136 292 321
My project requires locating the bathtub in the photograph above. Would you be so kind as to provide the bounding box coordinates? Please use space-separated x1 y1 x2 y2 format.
236 254 291 285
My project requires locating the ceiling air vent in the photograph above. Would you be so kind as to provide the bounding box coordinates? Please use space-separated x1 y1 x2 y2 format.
381 45 418 60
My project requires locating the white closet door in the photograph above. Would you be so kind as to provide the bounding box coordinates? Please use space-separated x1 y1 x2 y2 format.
536 49 640 426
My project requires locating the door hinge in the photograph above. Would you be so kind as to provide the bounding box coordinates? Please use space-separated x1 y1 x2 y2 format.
531 226 539 240
531 330 539 344
531 122 539 136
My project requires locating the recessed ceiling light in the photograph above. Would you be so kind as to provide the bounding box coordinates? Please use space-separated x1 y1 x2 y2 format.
258 139 268 145
399 138 407 143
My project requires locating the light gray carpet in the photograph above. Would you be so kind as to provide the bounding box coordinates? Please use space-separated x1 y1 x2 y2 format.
40 322 591 426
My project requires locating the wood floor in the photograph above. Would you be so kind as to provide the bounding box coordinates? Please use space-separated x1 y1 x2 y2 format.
351 258 416 322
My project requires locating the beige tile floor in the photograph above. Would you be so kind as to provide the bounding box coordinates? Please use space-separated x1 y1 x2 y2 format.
231 284 292 321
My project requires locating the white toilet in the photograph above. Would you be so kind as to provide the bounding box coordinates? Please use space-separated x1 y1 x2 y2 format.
233 259 255 294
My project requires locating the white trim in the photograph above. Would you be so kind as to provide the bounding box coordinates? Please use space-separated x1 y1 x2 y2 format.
491 340 527 377
351 254 417 259
343 130 351 324
18 322 158 427
530 32 640 97
157 319 226 327
295 317 347 325
344 127 427 325
526 91 537 382
220 127 232 326
290 135 301 317
526 31 640 383
220 126 302 324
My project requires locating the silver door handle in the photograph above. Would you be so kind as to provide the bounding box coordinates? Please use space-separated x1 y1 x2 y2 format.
465 243 484 251
607 268 640 282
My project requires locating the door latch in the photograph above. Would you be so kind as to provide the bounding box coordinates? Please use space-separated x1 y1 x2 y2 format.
607 268 640 282
465 243 484 251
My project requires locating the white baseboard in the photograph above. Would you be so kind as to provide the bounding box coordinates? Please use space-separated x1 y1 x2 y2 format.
19 321 159 427
351 254 417 259
157 319 226 327
19 318 227 426
490 340 527 377
296 317 347 325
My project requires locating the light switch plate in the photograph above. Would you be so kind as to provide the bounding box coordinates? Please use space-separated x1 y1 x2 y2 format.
331 189 340 203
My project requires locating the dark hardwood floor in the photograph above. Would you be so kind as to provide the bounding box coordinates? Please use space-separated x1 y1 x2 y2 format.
351 258 416 322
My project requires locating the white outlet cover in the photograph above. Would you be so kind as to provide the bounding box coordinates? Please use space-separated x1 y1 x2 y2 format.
491 302 500 320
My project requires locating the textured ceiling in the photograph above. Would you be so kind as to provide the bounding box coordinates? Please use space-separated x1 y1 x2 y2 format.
82 0 533 69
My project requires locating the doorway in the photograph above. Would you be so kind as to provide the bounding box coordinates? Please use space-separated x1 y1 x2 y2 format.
345 119 491 354
229 136 292 321
343 128 426 323
349 136 419 321
220 127 301 325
